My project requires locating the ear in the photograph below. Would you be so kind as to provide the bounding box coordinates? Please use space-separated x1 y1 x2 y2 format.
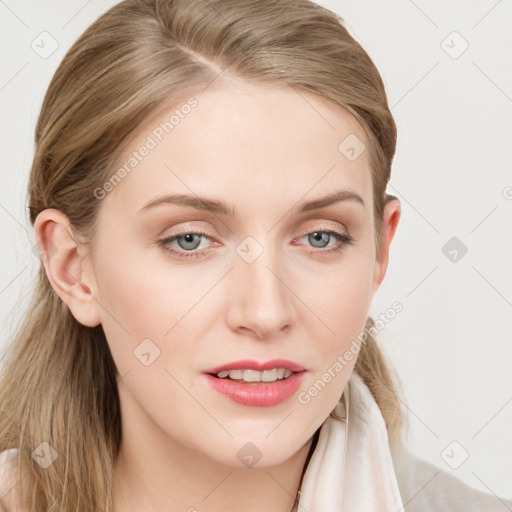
33 209 101 327
371 197 401 298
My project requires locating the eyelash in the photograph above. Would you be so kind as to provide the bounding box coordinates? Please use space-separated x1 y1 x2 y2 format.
157 228 354 259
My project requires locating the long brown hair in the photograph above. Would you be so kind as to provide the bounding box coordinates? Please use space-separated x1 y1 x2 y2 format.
0 0 405 509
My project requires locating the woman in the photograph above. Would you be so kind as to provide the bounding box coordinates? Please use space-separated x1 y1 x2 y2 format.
0 0 510 510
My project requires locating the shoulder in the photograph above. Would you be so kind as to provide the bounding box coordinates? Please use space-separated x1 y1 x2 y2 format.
0 448 29 512
390 442 512 512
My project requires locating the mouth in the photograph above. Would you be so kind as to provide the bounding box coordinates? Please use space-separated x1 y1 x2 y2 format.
202 359 307 407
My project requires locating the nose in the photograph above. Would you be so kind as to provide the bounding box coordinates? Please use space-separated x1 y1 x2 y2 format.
226 242 295 339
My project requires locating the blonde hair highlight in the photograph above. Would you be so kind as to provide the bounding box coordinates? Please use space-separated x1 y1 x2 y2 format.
0 0 406 509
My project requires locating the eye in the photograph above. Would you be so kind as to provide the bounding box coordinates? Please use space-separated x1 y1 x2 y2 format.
157 228 354 259
295 229 354 256
157 231 214 259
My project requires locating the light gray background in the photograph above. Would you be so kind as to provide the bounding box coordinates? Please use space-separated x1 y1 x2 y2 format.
1 0 511 501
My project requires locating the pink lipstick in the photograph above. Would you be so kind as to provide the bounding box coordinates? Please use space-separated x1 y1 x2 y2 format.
203 359 307 407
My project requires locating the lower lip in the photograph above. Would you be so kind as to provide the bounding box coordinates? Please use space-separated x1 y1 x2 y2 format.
204 372 306 407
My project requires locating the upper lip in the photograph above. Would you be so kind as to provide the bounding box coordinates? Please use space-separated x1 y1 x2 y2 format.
204 359 306 375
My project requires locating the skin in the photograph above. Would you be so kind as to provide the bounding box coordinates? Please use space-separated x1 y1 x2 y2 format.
34 79 400 512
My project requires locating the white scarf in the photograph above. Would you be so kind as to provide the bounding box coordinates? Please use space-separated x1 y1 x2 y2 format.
298 371 404 511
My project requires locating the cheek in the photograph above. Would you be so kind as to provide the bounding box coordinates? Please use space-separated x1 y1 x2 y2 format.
300 251 374 331
294 262 373 419
297 252 375 380
93 242 214 372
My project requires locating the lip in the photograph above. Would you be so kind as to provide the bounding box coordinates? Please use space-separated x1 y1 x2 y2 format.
204 371 306 407
203 359 306 375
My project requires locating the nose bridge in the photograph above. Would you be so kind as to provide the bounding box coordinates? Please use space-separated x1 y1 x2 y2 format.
230 233 294 335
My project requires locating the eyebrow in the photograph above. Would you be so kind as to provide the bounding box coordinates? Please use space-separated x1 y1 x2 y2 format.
138 189 365 216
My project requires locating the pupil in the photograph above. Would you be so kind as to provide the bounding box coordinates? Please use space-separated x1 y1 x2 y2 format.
310 232 328 247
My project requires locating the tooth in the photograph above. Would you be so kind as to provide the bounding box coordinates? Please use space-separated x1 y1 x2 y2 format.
243 370 262 382
261 369 278 382
216 368 293 381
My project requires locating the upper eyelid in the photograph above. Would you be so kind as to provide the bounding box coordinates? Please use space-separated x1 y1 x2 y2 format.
161 218 349 236
295 223 349 236
163 224 349 239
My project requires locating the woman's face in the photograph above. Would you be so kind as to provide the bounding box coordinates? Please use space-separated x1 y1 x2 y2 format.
77 80 395 467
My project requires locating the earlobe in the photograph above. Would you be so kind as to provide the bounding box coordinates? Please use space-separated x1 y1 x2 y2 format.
33 209 101 327
371 198 401 296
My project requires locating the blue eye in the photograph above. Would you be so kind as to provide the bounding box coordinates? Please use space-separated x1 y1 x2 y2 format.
301 230 352 250
158 232 212 259
157 229 354 259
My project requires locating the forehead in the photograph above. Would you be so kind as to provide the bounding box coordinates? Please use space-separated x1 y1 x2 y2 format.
100 81 373 219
